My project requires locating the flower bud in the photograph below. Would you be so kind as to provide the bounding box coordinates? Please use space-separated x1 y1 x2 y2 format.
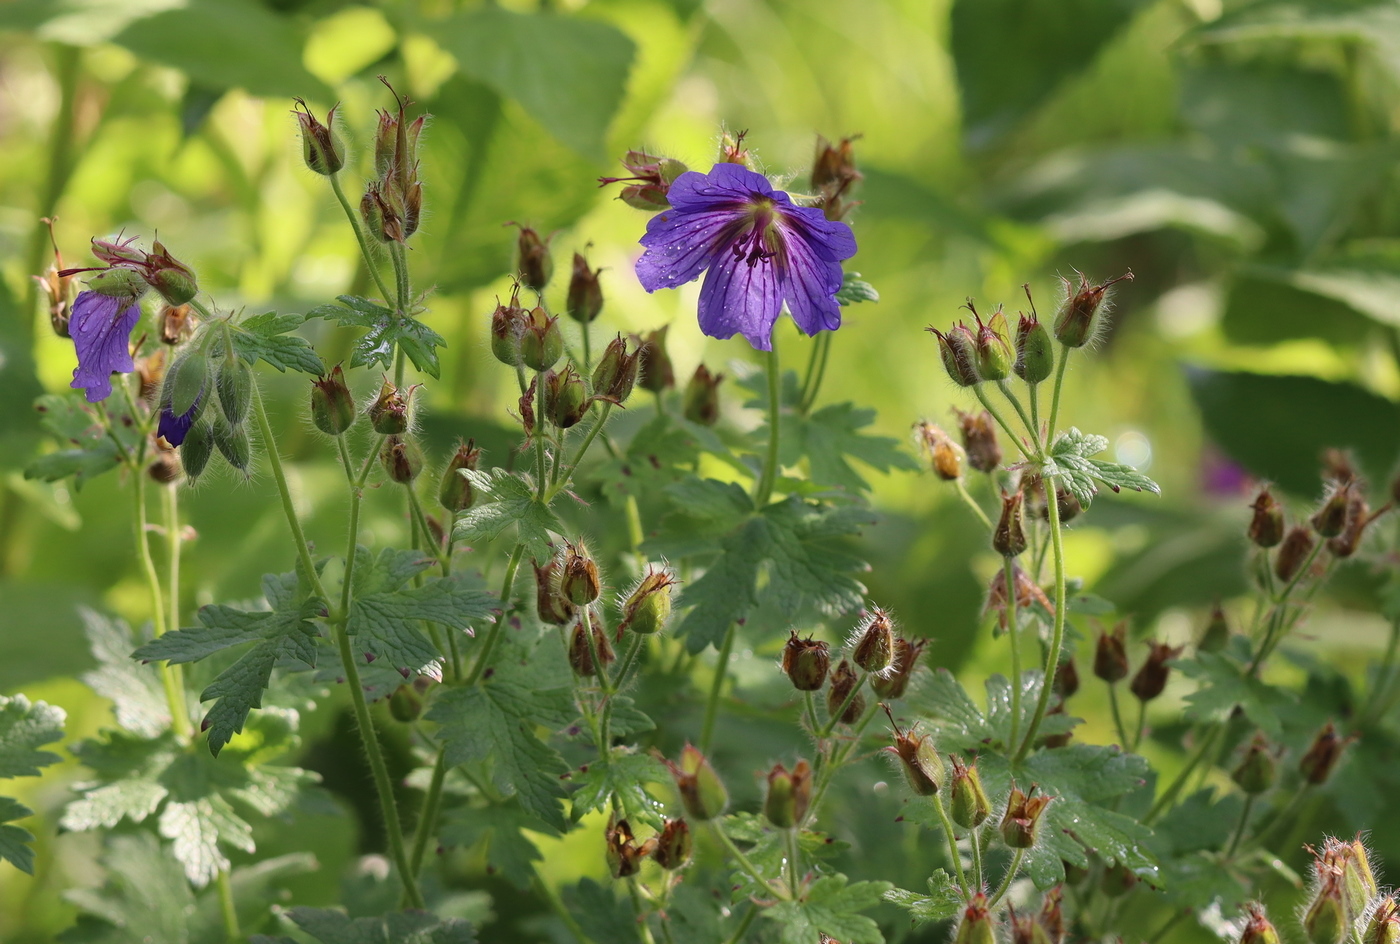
1039 887 1066 944
1275 526 1317 583
1053 270 1131 349
512 223 553 292
1099 863 1138 898
568 610 614 677
1053 657 1079 699
1040 703 1074 750
592 334 640 405
884 707 944 796
970 305 1013 382
1129 640 1183 703
311 366 356 436
669 745 727 821
1319 835 1378 920
949 755 991 829
1327 490 1370 559
212 415 251 472
159 304 193 345
137 349 166 405
518 377 536 440
490 290 530 367
1200 602 1230 653
718 129 750 166
368 379 412 434
1248 487 1286 548
598 150 689 211
782 632 831 692
1240 903 1282 944
87 266 148 300
994 488 1027 557
872 637 925 700
652 818 692 870
162 350 209 421
682 364 724 426
763 759 813 829
560 542 601 606
954 408 1001 474
180 420 214 479
1231 734 1276 795
148 445 181 485
439 439 481 513
811 134 862 220
605 815 654 879
1364 897 1399 944
827 660 866 725
35 219 76 338
636 326 675 393
1303 872 1348 944
389 683 423 723
618 565 678 636
1000 784 1051 848
928 324 980 387
955 893 996 944
215 355 252 425
852 608 895 675
520 306 564 372
145 241 198 306
293 99 345 176
380 435 423 484
1014 312 1054 384
1299 722 1349 785
544 365 589 430
1093 622 1129 683
915 422 963 481
566 252 603 324
533 557 575 626
1311 483 1352 538
361 183 401 243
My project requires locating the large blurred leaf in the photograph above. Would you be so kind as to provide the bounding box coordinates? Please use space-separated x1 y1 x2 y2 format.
950 0 1151 145
441 7 635 161
1220 269 1373 346
1192 0 1400 86
1186 367 1400 494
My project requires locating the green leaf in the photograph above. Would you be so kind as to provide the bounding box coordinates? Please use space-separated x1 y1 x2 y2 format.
1087 458 1160 495
1044 428 1159 506
452 468 562 564
834 272 879 306
762 875 893 944
0 693 65 779
905 669 1079 754
440 801 558 890
307 296 445 379
23 393 139 489
784 402 920 493
592 412 704 506
0 796 39 873
79 608 171 739
133 571 321 756
59 833 195 944
883 869 963 926
562 878 640 944
1177 651 1296 740
258 907 476 944
569 746 668 829
232 312 323 375
1186 368 1400 495
1050 428 1110 459
441 8 635 160
720 813 847 900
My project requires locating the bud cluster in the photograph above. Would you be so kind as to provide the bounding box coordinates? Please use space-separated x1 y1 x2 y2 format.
158 330 257 481
359 81 427 245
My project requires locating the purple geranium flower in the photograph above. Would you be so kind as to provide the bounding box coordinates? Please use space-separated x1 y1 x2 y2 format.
635 163 857 351
69 290 141 403
157 393 202 446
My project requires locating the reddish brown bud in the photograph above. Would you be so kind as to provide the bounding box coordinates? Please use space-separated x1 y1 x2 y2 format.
592 334 640 405
311 365 356 436
928 324 981 388
566 251 603 324
668 745 727 821
811 134 862 221
636 326 675 393
652 818 692 870
533 557 575 626
782 632 831 692
851 608 895 675
1248 487 1286 548
763 759 813 829
605 815 655 879
883 707 943 796
954 408 1001 474
292 98 345 176
1053 657 1079 699
872 637 925 700
544 364 589 429
1129 640 1184 703
1275 525 1317 583
438 439 481 513
915 421 963 481
1093 622 1129 683
159 304 193 345
1299 722 1350 785
512 223 553 293
1000 783 1052 848
598 150 687 211
1053 270 1132 348
994 488 1027 557
1311 483 1353 538
1327 489 1370 559
368 378 412 434
568 609 614 678
682 364 724 426
827 659 865 725
560 541 601 606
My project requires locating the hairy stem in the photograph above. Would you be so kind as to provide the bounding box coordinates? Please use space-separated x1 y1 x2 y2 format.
1014 473 1066 763
700 623 735 754
754 347 782 506
988 848 1025 906
409 748 448 877
1108 683 1130 749
1225 794 1254 858
932 795 970 895
329 174 394 304
133 477 190 739
995 380 1037 443
711 824 789 900
954 479 994 530
216 868 241 942
1005 556 1022 752
1046 347 1071 438
973 386 1034 463
547 401 613 501
466 543 525 686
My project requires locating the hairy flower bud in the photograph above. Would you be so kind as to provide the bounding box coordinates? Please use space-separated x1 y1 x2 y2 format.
1038 888 1065 944
145 241 198 306
566 251 603 324
592 335 640 405
180 420 214 479
1129 640 1183 703
852 608 895 675
669 745 727 821
1365 897 1400 944
159 304 193 345
811 134 862 220
368 379 412 434
955 893 996 944
1093 622 1129 683
1248 487 1286 548
827 660 866 725
1303 872 1348 944
163 349 209 421
1275 526 1317 583
1200 602 1230 653
533 557 575 626
293 99 344 176
560 542 601 606
212 415 251 473
929 324 981 387
1327 489 1370 559
389 683 423 723
652 818 692 870
1240 903 1282 944
636 326 675 393
490 290 530 367
971 305 1013 382
916 421 963 481
682 364 724 426
618 564 678 636
599 150 688 211
949 755 990 829
1231 734 1276 795
764 759 813 829
512 223 553 292
955 408 1001 474
215 355 252 425
1311 483 1353 538
1014 311 1054 384
994 488 1027 557
380 435 422 484
360 183 399 244
544 365 589 430
520 306 564 372
439 439 480 513
782 632 831 692
884 706 944 796
1300 722 1349 785
1000 784 1051 848
311 366 356 436
568 610 614 678
872 637 925 700
148 445 181 485
1053 270 1132 349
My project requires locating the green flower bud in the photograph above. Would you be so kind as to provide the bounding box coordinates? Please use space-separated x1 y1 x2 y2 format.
1200 602 1230 653
146 241 198 306
519 306 564 372
513 223 553 292
163 349 208 419
368 379 412 435
928 323 980 387
545 365 589 429
560 542 601 606
782 632 831 691
1311 483 1352 538
1053 270 1132 349
1014 312 1054 384
215 355 252 425
636 326 675 393
1230 734 1276 795
954 893 996 944
1239 904 1282 944
389 684 423 723
999 784 1051 848
566 251 603 323
1303 874 1348 944
311 366 356 436
438 439 480 513
592 334 640 405
87 266 148 300
180 419 215 479
652 818 692 871
212 415 251 472
949 755 990 829
872 637 925 700
669 745 727 821
884 708 944 796
1320 836 1378 919
619 565 677 636
971 304 1013 382
682 364 725 426
380 435 423 484
1300 722 1349 785
1364 897 1399 944
852 608 895 675
292 99 345 176
764 759 812 830
994 488 1027 557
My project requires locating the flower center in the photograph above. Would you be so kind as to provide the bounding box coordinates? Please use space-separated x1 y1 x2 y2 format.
731 198 779 268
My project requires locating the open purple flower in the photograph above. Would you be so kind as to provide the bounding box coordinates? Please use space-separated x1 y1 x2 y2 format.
634 163 857 351
69 290 142 403
157 393 202 446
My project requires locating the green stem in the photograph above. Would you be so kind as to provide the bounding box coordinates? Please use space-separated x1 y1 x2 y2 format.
954 479 994 530
711 823 788 900
1133 698 1147 752
968 827 985 891
329 174 394 304
390 241 412 314
534 369 548 499
799 333 833 414
547 401 614 501
1005 556 1022 752
466 544 525 686
1046 347 1071 438
216 868 241 942
1144 726 1222 825
988 848 1025 906
784 827 802 896
133 476 191 739
1225 794 1254 858
1108 683 1130 749
754 347 782 507
409 748 448 877
1014 469 1067 763
161 484 193 739
700 623 735 754
1028 383 1041 440
405 486 448 569
723 905 759 944
532 873 594 944
931 795 970 895
612 633 645 694
995 380 1038 443
1248 540 1327 676
583 604 612 695
816 672 869 739
973 386 1034 463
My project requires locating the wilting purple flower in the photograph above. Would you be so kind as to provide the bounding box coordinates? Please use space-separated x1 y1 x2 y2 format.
69 291 141 403
157 393 202 446
635 163 857 351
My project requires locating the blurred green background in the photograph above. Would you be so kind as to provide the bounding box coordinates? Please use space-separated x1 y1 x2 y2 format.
3 0 1400 939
